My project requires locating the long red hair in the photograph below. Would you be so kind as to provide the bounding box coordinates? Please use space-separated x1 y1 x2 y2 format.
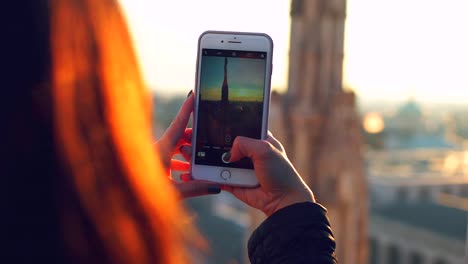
50 0 189 263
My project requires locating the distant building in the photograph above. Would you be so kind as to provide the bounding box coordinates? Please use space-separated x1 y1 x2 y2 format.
368 178 467 264
453 112 468 140
367 148 468 264
370 202 466 264
391 99 423 134
383 99 456 149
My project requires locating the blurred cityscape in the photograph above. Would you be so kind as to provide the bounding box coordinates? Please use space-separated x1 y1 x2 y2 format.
153 93 468 264
362 99 468 264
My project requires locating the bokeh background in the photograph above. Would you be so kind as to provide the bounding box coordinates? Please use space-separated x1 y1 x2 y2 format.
120 1 468 263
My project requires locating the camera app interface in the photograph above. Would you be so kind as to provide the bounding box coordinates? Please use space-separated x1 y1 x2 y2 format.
195 49 267 169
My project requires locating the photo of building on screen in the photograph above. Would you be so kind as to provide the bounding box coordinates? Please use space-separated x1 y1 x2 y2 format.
196 55 265 168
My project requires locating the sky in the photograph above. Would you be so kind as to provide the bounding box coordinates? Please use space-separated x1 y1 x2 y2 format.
200 56 265 101
119 0 468 104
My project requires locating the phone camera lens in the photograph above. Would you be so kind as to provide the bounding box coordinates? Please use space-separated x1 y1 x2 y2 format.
221 40 224 43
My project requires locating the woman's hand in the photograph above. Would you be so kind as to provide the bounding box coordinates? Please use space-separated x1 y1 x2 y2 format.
156 91 221 199
223 132 315 216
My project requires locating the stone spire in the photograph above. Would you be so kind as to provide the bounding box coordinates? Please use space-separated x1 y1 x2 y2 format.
287 0 346 111
269 1 369 263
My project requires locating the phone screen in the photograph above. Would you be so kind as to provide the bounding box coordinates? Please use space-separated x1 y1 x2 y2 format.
195 48 267 169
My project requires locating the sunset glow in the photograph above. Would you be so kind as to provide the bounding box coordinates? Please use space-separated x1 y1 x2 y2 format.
363 112 385 134
120 0 468 103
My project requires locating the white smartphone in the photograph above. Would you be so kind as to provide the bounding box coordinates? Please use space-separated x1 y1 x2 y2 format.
191 31 273 187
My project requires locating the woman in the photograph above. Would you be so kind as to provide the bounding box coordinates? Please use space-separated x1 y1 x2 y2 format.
2 0 336 263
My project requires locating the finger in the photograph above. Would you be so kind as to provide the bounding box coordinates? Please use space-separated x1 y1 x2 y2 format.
221 185 243 197
179 145 192 162
172 129 192 155
175 182 221 199
170 159 190 171
222 185 238 198
229 136 275 163
221 185 232 192
180 173 192 183
173 129 193 153
222 185 261 207
160 92 194 151
182 128 193 144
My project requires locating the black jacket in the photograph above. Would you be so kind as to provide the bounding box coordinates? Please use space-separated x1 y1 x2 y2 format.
248 202 337 264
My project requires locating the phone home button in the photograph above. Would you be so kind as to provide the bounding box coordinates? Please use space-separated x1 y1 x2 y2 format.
220 170 231 180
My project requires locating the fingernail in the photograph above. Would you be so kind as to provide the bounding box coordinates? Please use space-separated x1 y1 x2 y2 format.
207 186 221 194
187 90 193 98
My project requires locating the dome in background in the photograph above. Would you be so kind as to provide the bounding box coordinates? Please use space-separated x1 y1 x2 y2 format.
396 99 422 118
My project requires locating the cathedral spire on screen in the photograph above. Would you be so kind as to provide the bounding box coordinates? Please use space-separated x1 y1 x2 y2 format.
221 57 229 103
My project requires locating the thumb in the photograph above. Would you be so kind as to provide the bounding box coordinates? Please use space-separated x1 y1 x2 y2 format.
229 136 274 163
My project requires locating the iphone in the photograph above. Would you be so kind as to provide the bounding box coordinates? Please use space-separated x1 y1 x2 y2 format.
191 31 273 186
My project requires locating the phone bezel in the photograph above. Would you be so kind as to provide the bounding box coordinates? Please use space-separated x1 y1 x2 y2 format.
191 30 273 187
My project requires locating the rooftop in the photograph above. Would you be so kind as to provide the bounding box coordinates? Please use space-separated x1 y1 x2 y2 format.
373 202 467 242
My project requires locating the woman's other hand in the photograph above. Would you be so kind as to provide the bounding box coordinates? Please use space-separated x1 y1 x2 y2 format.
223 132 315 216
156 91 220 199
